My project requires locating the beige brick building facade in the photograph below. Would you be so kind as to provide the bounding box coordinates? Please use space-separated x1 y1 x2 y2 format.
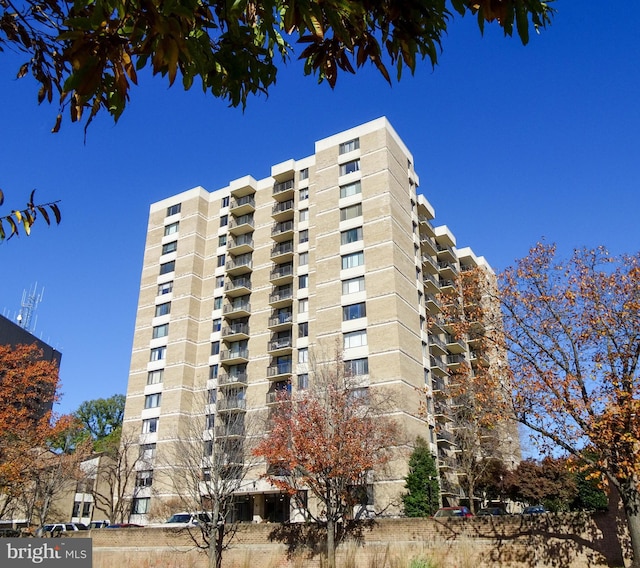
122 117 517 524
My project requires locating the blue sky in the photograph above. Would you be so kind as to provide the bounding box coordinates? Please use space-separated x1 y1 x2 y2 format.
1 3 639 415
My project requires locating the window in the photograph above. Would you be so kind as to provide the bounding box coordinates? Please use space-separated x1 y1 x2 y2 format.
218 234 227 247
220 214 228 227
203 440 214 457
159 261 175 275
340 181 362 199
299 229 309 244
343 302 366 320
342 251 364 269
131 497 150 515
299 187 309 200
144 393 161 409
298 322 308 338
212 318 222 332
208 389 217 404
72 502 81 517
299 252 308 266
339 138 360 154
216 275 225 288
298 274 308 289
298 374 309 389
339 159 360 176
150 346 166 361
136 470 153 487
298 348 309 364
209 364 219 380
158 281 173 295
213 297 223 310
139 443 156 461
299 209 309 222
147 369 163 385
217 254 226 267
206 414 215 429
344 329 367 349
164 222 179 236
152 323 169 339
221 196 230 207
167 203 181 216
342 276 365 295
340 203 362 221
211 341 220 356
345 357 369 376
298 298 308 314
341 227 363 245
142 418 158 434
162 241 177 255
155 302 170 317
299 168 309 180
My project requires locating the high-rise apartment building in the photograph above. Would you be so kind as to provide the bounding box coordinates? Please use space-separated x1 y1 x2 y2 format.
122 117 518 523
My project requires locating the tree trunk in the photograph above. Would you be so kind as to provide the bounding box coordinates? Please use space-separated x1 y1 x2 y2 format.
326 517 336 568
619 480 640 568
208 501 223 568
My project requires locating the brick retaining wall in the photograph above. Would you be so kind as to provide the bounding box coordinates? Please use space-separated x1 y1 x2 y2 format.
81 512 630 568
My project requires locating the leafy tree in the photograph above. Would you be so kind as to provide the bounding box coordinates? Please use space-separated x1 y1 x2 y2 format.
505 457 577 512
0 0 553 131
253 353 398 568
403 437 439 517
570 467 608 512
499 244 640 565
74 394 126 444
0 189 62 242
0 344 85 524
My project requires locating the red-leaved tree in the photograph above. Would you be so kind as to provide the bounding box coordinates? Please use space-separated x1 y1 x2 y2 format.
253 355 397 568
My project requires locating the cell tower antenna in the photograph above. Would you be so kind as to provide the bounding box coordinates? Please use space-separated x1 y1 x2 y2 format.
17 283 44 333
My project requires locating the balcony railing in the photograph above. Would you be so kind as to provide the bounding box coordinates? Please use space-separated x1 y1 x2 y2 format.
229 215 254 230
221 323 249 338
271 241 294 258
268 312 292 327
267 363 293 377
226 257 253 271
268 337 293 351
217 373 248 386
272 199 294 216
220 348 249 361
225 278 252 293
223 302 251 315
215 424 245 437
270 263 294 280
217 398 247 412
430 356 449 374
273 179 294 196
269 288 293 303
230 195 255 211
271 220 294 237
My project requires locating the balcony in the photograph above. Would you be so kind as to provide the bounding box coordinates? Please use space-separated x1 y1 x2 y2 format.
425 293 441 314
220 348 249 365
267 362 293 380
226 255 252 276
217 397 247 413
439 278 456 293
266 390 291 405
422 254 439 274
445 334 466 354
215 424 245 438
270 240 294 262
269 287 293 307
430 356 449 377
221 323 250 341
229 195 255 216
470 350 489 367
217 372 248 387
428 335 448 356
438 260 458 278
446 353 466 369
223 301 251 319
271 199 295 222
423 272 440 292
227 234 254 255
431 378 446 395
228 214 254 236
433 400 450 421
273 178 294 200
267 335 293 354
268 311 293 330
435 426 456 446
271 220 294 242
418 214 436 236
436 242 456 262
270 263 294 284
225 277 252 297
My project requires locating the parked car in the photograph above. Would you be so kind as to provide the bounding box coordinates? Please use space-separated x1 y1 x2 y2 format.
89 520 110 529
105 523 143 529
37 523 89 536
162 512 212 528
433 506 473 518
522 505 547 515
476 507 508 517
